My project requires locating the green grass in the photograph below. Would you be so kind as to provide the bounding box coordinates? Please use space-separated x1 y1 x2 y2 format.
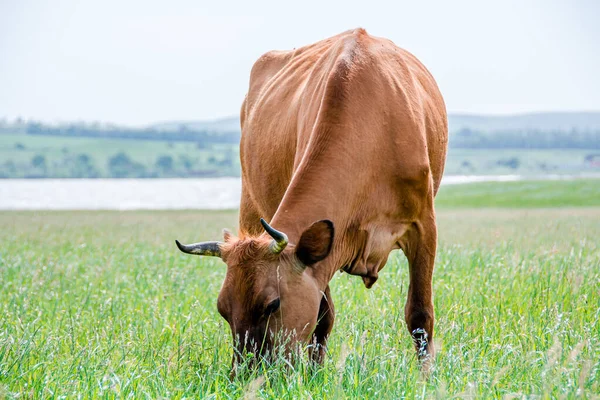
0 208 598 398
436 179 600 208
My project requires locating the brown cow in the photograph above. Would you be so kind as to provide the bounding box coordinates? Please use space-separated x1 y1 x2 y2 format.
176 28 448 368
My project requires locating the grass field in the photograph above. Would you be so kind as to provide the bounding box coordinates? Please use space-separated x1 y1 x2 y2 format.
436 179 600 208
1 202 598 398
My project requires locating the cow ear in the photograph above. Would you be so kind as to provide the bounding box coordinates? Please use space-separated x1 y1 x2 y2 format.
223 229 233 242
295 220 334 266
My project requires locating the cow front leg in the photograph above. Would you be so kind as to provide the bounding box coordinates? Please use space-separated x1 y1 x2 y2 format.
402 213 437 367
309 285 335 363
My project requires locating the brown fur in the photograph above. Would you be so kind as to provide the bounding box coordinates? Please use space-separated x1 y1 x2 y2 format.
214 28 447 367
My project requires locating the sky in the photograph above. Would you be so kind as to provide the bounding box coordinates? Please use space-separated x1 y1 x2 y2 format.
1 0 599 126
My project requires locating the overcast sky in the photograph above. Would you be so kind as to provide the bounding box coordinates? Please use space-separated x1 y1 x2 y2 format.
1 0 599 125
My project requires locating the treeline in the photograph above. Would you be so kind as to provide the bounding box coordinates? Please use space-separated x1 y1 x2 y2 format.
449 128 600 149
24 122 239 144
15 123 600 149
3 119 600 149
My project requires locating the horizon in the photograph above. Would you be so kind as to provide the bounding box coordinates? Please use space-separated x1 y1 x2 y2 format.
1 0 599 125
3 110 600 129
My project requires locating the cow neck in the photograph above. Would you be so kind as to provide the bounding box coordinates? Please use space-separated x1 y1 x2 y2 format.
268 134 361 288
270 194 346 290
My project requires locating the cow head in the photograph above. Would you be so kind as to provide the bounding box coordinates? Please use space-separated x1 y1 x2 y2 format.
175 218 334 368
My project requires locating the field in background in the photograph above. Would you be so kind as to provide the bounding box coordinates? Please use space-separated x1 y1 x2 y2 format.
0 133 240 178
1 132 599 178
445 148 597 175
3 111 600 178
1 197 599 397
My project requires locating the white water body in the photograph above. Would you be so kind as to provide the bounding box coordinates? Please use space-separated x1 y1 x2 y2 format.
0 174 598 210
0 178 241 210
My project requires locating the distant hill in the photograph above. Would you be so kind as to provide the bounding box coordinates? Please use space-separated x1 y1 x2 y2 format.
2 111 599 150
154 111 600 135
150 116 240 134
3 111 600 179
448 112 600 133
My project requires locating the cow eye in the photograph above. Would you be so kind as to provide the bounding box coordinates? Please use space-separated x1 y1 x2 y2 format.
265 298 280 316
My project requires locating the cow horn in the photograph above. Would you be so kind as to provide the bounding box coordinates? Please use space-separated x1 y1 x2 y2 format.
175 240 222 258
260 218 288 254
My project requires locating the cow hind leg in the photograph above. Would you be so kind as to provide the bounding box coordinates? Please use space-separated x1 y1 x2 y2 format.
401 210 437 368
